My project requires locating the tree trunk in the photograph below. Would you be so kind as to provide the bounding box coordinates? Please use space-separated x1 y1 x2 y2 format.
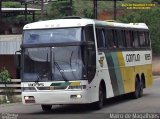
4 83 9 103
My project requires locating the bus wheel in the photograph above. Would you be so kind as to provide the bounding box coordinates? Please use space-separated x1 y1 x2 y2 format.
132 79 140 99
41 105 52 111
139 80 144 97
94 85 104 110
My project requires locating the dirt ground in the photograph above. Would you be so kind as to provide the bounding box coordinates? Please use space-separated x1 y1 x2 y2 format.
152 56 160 75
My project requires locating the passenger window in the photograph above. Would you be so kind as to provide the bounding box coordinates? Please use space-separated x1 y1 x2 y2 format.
105 29 117 49
133 31 139 48
112 30 118 48
139 31 146 47
117 30 125 48
145 32 150 47
125 30 133 48
105 29 113 48
96 28 106 48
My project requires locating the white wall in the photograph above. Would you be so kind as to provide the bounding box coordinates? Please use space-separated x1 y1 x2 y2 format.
0 35 22 54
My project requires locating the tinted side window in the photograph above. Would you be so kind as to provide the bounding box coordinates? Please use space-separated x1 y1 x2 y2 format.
96 28 106 48
145 31 150 47
139 31 146 47
84 26 96 83
116 30 125 48
112 29 118 48
133 31 139 48
125 30 133 48
105 29 114 48
84 26 94 42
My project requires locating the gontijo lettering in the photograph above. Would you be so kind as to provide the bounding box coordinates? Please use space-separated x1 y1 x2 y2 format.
126 54 140 62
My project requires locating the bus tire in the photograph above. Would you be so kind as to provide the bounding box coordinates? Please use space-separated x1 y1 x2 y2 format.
41 105 52 111
139 80 144 97
93 85 104 110
132 79 140 99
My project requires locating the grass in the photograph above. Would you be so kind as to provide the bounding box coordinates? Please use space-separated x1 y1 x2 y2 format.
0 95 21 105
0 96 7 104
0 89 21 104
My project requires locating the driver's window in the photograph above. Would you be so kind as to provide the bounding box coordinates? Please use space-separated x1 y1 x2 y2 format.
84 25 96 83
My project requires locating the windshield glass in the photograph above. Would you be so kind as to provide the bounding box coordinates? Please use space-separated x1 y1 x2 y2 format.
23 46 86 82
23 28 82 44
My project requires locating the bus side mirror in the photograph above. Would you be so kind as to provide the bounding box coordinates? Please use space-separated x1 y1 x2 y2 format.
15 50 21 69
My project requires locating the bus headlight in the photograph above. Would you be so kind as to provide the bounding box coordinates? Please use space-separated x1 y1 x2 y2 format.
24 96 35 100
24 96 35 103
24 96 29 100
68 85 86 90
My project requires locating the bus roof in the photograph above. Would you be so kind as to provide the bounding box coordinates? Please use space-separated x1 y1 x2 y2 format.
23 18 148 30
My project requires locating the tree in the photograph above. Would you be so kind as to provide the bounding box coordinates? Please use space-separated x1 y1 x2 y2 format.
152 0 160 4
118 8 160 55
46 0 75 19
83 8 94 18
0 67 11 103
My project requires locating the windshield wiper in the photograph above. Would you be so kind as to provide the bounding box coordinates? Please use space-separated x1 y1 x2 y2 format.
54 61 68 82
69 51 77 79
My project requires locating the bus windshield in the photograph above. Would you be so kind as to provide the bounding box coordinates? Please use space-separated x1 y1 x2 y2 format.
23 46 86 82
23 28 82 44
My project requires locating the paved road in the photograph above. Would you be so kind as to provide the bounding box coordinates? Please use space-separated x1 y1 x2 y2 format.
0 77 160 119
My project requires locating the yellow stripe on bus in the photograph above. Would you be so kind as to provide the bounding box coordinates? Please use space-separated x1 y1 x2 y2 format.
70 82 81 86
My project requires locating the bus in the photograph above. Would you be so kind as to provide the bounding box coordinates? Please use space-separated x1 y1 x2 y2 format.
18 17 153 111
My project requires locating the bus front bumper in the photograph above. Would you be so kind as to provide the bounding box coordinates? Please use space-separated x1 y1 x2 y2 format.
22 90 90 105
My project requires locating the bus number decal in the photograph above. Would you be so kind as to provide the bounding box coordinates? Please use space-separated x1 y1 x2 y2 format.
145 54 151 60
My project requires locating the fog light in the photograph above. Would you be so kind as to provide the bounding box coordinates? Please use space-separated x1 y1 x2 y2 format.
24 96 29 100
77 94 82 98
70 94 82 99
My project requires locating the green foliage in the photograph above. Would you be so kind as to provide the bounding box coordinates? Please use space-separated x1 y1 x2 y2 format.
0 96 6 104
2 2 21 8
0 68 11 103
46 1 75 19
123 0 152 3
118 8 160 54
152 0 160 3
0 67 11 83
83 8 94 18
46 2 64 19
2 1 30 26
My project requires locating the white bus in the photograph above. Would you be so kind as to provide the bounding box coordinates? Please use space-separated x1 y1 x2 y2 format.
18 17 153 111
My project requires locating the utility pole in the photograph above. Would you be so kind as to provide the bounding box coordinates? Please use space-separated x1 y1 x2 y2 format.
25 2 27 22
92 0 123 20
41 0 44 18
69 0 72 16
93 0 97 19
114 0 117 20
0 0 2 22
